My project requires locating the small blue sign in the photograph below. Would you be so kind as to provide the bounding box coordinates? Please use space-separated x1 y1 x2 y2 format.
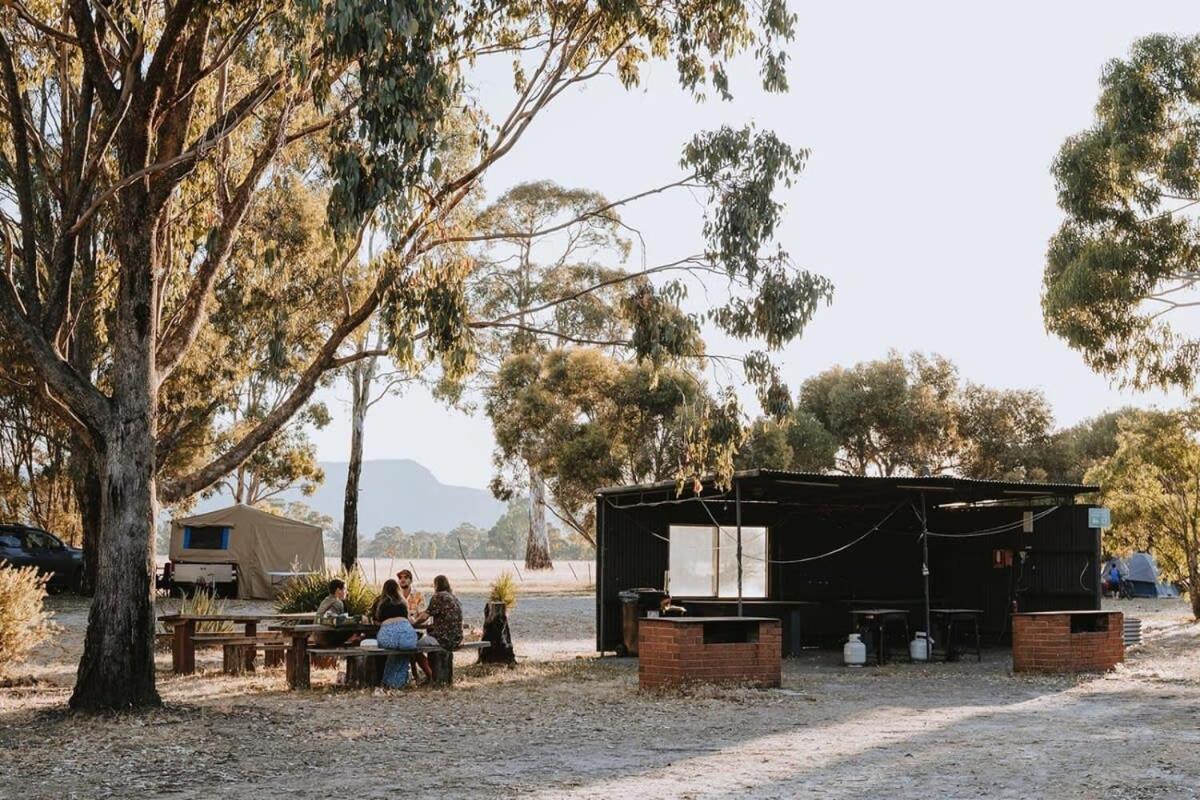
1088 507 1111 529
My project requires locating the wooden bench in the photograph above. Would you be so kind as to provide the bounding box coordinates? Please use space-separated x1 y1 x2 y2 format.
184 633 289 674
307 641 489 688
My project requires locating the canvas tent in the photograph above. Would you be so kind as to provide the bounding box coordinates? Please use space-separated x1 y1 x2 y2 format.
1125 552 1179 599
169 504 325 599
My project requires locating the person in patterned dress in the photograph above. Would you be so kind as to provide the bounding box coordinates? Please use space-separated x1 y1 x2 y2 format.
416 574 463 650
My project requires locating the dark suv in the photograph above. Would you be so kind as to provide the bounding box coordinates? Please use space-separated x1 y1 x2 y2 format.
0 524 84 593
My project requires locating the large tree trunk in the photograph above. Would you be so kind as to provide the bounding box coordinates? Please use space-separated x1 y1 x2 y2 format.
341 387 366 570
341 353 375 570
70 216 160 710
525 466 552 570
71 449 102 596
1187 549 1200 621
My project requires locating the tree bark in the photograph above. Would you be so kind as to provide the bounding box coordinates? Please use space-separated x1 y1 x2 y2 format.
71 448 102 596
341 391 365 570
524 465 552 570
1187 548 1200 621
69 213 160 710
341 351 376 570
70 418 161 710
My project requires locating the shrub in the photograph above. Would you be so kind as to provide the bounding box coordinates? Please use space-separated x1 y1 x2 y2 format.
274 569 375 616
0 562 59 676
489 571 518 609
183 586 233 633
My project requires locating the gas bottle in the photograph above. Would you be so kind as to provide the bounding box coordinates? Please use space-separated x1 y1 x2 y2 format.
910 632 931 662
843 633 867 667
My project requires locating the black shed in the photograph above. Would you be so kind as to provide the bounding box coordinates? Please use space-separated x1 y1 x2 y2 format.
595 470 1101 654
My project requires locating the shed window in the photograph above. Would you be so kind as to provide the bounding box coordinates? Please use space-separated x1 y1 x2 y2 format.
668 525 767 598
183 526 230 550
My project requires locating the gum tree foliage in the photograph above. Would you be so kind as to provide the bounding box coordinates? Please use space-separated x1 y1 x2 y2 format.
1044 35 1200 389
745 352 1060 480
488 349 717 543
0 0 813 710
1088 407 1200 619
469 180 634 569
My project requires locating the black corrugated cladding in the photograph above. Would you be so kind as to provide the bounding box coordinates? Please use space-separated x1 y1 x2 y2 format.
595 471 1100 653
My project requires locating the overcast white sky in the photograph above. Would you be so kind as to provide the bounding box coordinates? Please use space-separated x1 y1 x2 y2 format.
308 1 1200 489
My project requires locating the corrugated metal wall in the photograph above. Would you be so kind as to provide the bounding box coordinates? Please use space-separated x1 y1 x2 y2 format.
595 495 1099 653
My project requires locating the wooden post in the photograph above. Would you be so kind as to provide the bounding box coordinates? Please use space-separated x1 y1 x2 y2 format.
429 649 453 685
287 632 310 689
243 621 258 671
223 644 254 675
172 619 196 674
345 656 369 688
265 647 286 668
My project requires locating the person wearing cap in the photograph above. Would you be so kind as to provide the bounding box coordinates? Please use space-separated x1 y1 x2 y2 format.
396 569 425 620
396 569 432 682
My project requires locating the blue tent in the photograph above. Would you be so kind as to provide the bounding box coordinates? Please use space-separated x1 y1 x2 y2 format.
1123 553 1179 599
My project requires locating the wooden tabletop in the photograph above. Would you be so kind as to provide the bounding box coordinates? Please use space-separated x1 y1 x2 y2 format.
275 623 380 633
158 613 286 623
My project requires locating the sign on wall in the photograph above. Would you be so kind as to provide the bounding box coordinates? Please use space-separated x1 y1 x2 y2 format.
1087 507 1111 529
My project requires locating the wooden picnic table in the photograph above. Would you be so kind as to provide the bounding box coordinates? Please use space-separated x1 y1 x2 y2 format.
159 613 291 675
270 622 380 689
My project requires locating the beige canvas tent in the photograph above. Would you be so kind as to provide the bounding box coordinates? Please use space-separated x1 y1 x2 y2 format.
169 504 325 599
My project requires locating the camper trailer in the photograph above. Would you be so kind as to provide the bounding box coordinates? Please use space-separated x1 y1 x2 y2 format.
161 504 325 599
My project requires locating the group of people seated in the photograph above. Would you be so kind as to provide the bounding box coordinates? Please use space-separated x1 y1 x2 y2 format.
316 569 463 689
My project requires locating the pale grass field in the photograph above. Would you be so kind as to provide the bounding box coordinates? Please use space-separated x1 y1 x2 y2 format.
1 590 1198 800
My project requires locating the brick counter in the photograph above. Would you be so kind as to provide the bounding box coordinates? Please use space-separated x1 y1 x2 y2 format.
1012 610 1124 673
638 617 781 689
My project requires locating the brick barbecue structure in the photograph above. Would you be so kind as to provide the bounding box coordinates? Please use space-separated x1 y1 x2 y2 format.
1012 610 1124 673
638 617 781 689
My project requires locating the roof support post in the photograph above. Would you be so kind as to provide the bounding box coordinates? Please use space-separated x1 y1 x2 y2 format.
920 491 931 658
736 478 743 617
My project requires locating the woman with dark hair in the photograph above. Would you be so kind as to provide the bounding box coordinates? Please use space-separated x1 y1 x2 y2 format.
370 579 403 623
376 592 417 688
416 574 463 650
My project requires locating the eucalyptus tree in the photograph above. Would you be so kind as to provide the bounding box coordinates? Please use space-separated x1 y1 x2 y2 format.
471 181 633 569
1044 34 1200 389
781 352 1058 480
0 0 816 710
1088 407 1200 618
487 348 716 545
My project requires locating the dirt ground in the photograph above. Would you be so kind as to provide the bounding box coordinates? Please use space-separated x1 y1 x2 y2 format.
1 595 1198 800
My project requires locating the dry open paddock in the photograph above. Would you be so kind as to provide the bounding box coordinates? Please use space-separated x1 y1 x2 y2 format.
1 594 1198 799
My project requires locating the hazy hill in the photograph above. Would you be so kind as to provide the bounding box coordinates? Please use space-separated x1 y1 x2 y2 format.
194 459 506 536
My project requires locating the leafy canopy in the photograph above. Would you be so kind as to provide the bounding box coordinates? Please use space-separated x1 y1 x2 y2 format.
1044 35 1200 389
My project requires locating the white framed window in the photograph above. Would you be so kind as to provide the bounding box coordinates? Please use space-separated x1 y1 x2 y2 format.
667 524 767 598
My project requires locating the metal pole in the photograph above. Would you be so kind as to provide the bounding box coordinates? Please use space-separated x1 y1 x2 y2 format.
921 492 931 659
736 479 743 617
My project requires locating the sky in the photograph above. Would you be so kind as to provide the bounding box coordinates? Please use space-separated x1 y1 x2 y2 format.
308 1 1200 490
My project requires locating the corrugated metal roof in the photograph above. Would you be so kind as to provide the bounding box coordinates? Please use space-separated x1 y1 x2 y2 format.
596 468 1098 499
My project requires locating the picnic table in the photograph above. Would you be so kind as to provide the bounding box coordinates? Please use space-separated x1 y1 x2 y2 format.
274 622 488 689
930 608 984 662
272 622 379 689
849 608 911 665
159 613 289 674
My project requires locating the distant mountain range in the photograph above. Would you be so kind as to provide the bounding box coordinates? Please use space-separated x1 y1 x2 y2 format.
193 459 506 537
